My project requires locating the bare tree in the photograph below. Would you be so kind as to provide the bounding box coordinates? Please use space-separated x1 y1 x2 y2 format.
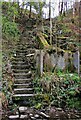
78 0 81 76
49 0 52 45
60 0 63 15
29 2 32 18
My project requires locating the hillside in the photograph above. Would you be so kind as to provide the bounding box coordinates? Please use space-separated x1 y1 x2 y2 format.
1 2 81 120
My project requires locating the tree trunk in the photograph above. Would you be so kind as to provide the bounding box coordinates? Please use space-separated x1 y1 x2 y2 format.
60 1 63 15
40 50 43 77
49 0 52 45
17 0 20 14
78 1 81 76
66 2 67 11
77 50 80 76
29 3 32 18
49 1 51 21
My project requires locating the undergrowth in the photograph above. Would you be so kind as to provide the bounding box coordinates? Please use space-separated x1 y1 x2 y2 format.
33 71 81 110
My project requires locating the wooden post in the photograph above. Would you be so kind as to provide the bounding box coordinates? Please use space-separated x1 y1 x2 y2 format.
49 0 52 45
0 2 2 119
40 50 43 77
35 50 40 76
35 50 44 76
78 50 80 76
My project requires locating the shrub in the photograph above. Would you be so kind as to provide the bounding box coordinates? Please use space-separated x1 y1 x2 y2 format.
2 16 20 40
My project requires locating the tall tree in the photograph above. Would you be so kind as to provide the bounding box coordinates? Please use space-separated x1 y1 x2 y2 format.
60 0 63 15
29 2 32 18
49 0 52 45
17 0 20 14
78 0 81 76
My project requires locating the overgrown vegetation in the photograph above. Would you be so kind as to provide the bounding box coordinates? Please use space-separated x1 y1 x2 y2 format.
33 71 81 110
2 2 20 110
1 1 81 116
2 16 20 40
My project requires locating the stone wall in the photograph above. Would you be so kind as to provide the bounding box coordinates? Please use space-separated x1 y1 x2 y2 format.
35 49 80 76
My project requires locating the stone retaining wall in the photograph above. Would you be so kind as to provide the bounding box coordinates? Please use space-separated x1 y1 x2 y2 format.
35 49 80 76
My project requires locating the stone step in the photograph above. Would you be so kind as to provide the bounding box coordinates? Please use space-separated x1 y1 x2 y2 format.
14 79 32 84
16 44 27 47
16 52 26 56
16 46 27 50
16 43 28 46
12 59 26 63
12 61 26 64
14 71 31 75
12 65 30 69
13 54 26 58
14 75 31 79
14 72 32 79
17 44 28 47
14 88 34 94
12 56 34 62
14 76 31 79
16 50 28 53
12 58 26 62
16 48 35 53
12 62 27 66
12 56 32 60
13 93 35 97
14 83 33 88
16 51 35 55
12 94 35 105
12 69 29 73
13 56 27 59
9 114 31 119
12 57 24 60
12 44 35 104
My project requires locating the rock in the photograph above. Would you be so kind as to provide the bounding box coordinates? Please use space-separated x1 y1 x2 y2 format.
57 55 65 70
0 114 2 120
58 110 68 120
29 113 33 117
30 116 36 120
34 114 39 118
16 111 18 114
39 111 50 118
20 115 28 118
9 115 19 119
73 51 78 69
19 106 28 112
56 108 62 111
56 113 59 117
44 53 53 72
49 108 56 119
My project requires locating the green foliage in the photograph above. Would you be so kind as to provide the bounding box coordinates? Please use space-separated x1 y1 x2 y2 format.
62 26 71 35
56 23 72 37
30 1 45 17
2 2 20 41
33 71 81 109
67 98 81 109
2 2 19 21
37 32 50 49
7 3 19 20
33 77 42 93
2 16 20 40
35 103 42 109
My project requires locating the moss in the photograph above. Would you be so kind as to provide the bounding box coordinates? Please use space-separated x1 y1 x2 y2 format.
37 32 50 49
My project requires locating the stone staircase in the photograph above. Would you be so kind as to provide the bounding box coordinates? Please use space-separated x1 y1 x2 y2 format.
11 43 36 105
